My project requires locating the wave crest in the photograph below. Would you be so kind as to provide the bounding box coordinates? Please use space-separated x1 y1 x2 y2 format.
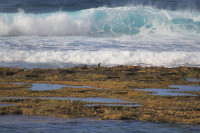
0 7 200 37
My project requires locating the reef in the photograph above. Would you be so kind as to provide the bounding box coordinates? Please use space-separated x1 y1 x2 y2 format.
0 66 200 125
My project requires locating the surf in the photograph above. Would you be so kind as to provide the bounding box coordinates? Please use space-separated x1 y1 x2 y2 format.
1 0 200 13
0 6 200 37
0 47 200 68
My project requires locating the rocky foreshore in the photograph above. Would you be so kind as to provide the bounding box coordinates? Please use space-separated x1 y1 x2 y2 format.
0 66 200 124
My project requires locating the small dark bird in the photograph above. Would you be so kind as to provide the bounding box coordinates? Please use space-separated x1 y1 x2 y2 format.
97 63 101 69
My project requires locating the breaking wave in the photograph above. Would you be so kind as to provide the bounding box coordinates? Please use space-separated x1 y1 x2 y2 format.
0 6 200 37
1 49 200 68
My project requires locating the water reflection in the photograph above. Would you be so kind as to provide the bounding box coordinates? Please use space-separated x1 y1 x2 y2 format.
134 85 200 96
62 85 108 89
0 97 134 103
169 85 200 92
30 83 66 91
186 78 200 82
30 83 107 90
0 115 199 133
134 88 196 96
3 82 108 90
0 103 15 107
85 104 142 107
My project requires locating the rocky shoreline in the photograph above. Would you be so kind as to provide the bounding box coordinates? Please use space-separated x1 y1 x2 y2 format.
0 66 200 124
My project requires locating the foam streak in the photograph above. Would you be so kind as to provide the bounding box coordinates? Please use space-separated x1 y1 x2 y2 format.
1 50 200 67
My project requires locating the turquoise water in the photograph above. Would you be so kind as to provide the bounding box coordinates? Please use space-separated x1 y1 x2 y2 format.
0 1 200 132
0 1 200 68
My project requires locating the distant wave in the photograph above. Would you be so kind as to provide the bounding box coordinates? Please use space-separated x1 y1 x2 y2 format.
0 7 200 37
0 0 200 13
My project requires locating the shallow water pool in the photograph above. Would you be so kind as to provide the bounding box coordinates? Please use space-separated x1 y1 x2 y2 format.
134 84 200 96
28 83 107 90
0 103 15 107
186 78 200 82
85 103 142 107
3 82 107 90
0 97 135 104
30 83 66 91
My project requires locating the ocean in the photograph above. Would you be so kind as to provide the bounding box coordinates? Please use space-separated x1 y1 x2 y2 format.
0 0 200 68
1 116 200 133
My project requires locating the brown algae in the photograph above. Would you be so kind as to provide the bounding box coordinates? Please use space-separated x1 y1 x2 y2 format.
0 66 200 124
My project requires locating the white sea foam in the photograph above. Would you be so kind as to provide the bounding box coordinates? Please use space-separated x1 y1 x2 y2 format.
0 49 199 68
0 6 200 37
0 6 200 68
0 11 91 36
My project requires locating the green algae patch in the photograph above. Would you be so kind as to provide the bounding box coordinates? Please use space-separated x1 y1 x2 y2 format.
0 66 200 125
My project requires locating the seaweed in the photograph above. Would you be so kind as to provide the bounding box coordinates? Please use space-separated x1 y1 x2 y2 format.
0 66 200 124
